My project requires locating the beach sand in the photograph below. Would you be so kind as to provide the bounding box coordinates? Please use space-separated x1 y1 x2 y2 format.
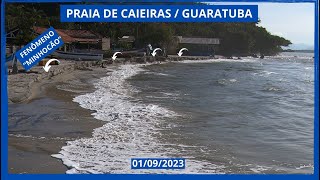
8 63 109 174
7 56 213 174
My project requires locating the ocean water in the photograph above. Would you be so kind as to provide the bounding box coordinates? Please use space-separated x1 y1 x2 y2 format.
52 52 314 174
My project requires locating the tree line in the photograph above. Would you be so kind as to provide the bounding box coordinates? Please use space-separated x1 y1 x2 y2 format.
6 3 291 56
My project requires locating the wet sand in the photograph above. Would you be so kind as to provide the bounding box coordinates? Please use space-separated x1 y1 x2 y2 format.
8 67 110 174
7 56 214 174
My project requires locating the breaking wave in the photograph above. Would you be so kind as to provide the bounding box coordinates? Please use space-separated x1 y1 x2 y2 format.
51 64 227 174
178 58 256 64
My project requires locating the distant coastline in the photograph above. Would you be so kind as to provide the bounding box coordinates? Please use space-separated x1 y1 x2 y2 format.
282 49 314 53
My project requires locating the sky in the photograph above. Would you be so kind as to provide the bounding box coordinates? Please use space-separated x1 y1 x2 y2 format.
212 2 315 47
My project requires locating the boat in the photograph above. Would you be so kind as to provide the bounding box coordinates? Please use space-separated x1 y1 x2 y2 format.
51 50 103 61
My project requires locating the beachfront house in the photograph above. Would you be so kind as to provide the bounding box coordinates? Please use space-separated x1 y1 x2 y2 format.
117 36 136 50
6 26 111 54
33 27 110 53
169 36 220 56
6 27 111 54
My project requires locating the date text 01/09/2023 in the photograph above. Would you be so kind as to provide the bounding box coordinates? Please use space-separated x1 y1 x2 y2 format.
131 158 185 169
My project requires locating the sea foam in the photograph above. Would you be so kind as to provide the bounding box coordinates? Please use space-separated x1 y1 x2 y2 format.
52 64 226 174
178 58 256 64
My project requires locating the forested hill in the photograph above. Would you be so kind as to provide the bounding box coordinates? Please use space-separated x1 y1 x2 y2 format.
6 3 291 56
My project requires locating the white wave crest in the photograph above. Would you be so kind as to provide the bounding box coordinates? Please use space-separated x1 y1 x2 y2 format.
52 64 226 174
178 58 256 64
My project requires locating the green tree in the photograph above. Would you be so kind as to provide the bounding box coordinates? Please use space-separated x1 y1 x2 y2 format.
6 4 49 45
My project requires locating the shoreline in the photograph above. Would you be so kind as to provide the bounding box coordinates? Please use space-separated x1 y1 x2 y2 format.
7 54 314 174
8 56 214 174
8 66 109 173
8 56 214 104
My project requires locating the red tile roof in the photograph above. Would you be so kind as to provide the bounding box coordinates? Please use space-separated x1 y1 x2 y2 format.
60 29 101 39
33 26 101 44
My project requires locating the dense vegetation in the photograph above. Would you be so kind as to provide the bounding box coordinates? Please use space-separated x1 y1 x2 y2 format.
6 3 291 56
